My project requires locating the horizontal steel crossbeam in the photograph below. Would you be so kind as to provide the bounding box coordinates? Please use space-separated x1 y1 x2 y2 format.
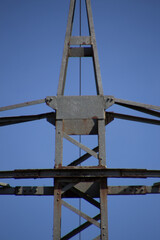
1 167 160 179
1 184 160 196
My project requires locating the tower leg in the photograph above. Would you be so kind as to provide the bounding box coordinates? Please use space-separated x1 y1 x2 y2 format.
53 180 62 240
100 178 108 240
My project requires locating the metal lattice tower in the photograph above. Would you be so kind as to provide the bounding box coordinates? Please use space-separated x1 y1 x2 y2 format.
0 0 160 239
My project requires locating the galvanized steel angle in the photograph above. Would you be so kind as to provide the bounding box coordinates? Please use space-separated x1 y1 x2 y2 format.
85 0 104 95
61 182 78 195
114 98 160 118
61 214 101 240
57 0 76 96
68 146 99 166
115 98 160 111
63 132 98 159
71 186 100 208
61 200 100 228
0 99 45 112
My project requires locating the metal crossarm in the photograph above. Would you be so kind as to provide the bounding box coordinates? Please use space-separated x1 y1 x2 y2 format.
0 99 45 112
1 167 160 179
1 184 160 196
0 112 55 126
114 98 160 117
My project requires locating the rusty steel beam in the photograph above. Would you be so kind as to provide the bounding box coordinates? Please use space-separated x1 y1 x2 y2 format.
1 184 160 196
100 178 108 239
108 184 160 195
53 180 62 240
1 167 160 179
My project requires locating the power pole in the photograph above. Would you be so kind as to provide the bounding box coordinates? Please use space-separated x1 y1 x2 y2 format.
0 0 160 239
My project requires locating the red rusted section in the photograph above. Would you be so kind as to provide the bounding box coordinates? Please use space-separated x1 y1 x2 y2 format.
92 116 98 119
55 163 62 169
59 166 107 169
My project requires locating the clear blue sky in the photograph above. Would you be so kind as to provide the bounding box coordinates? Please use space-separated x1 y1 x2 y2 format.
0 0 160 239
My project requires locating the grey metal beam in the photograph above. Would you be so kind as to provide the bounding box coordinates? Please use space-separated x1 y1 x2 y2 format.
114 98 160 111
106 112 160 125
68 146 99 166
55 120 63 168
114 98 160 118
98 120 106 166
63 132 98 159
0 99 45 112
57 0 76 96
85 0 104 95
0 112 55 127
1 167 160 179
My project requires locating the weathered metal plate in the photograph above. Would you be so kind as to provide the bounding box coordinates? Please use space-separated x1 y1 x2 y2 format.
56 96 105 119
70 36 91 45
62 119 98 135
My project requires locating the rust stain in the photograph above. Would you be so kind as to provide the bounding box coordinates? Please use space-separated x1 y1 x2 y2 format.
55 164 62 169
92 116 98 119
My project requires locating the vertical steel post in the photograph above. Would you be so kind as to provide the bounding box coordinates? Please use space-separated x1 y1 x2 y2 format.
57 0 76 96
55 120 63 168
85 0 104 95
100 179 108 239
98 119 108 239
53 180 62 239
